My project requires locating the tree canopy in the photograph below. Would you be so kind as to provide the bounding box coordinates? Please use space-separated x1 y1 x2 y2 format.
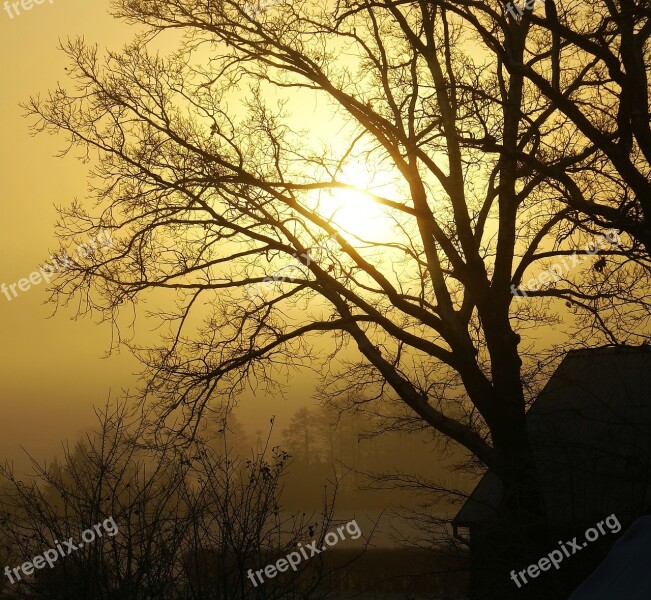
27 0 650 511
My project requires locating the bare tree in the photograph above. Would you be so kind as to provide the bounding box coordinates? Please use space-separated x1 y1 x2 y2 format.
438 0 651 252
24 0 650 561
0 403 341 599
0 402 189 599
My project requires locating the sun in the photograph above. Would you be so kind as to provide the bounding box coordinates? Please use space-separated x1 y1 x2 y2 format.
315 163 398 241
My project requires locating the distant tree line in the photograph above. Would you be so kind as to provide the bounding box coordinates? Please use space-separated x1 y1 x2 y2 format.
0 403 343 600
280 404 475 510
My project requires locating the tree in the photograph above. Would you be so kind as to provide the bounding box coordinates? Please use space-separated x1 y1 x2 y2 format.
417 0 651 308
0 402 340 599
282 408 322 466
440 0 651 253
0 402 191 599
26 0 650 560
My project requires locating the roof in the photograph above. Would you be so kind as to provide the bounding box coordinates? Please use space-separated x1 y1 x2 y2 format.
453 345 651 527
568 516 651 600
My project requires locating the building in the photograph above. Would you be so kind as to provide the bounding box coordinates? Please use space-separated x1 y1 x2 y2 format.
452 345 651 599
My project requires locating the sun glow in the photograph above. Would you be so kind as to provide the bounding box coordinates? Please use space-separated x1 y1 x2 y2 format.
314 164 399 241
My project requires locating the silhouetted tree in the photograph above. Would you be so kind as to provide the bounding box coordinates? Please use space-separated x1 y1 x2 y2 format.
0 402 341 599
439 0 651 253
25 0 650 575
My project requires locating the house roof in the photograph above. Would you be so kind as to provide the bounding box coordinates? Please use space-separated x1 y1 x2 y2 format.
453 345 651 527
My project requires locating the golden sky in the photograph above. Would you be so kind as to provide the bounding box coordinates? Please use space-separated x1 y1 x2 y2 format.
0 0 565 469
0 1 136 465
0 1 310 466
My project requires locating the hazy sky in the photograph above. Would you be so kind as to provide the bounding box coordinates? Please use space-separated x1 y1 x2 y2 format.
0 1 130 465
0 0 563 472
0 0 317 467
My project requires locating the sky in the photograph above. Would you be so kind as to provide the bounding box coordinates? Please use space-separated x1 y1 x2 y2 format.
0 0 135 466
0 0 564 472
0 0 318 468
